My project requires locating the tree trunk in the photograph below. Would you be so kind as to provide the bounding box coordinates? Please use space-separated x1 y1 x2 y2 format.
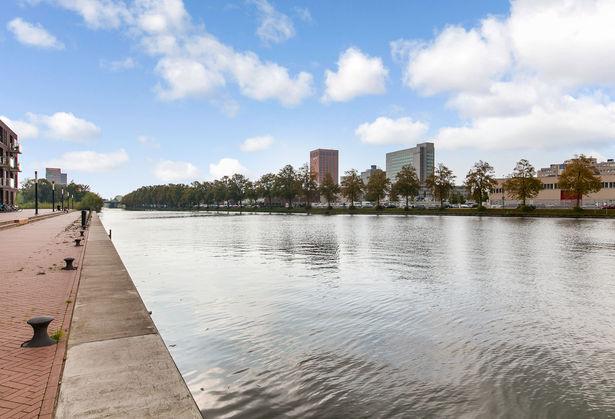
405 195 409 210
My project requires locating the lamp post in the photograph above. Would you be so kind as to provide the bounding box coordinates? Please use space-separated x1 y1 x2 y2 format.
34 171 39 215
52 181 55 212
61 187 64 212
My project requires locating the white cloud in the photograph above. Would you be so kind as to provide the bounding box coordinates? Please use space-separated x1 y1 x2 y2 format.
294 7 312 23
50 0 313 107
355 116 428 145
2 112 100 142
7 18 64 49
45 149 129 172
137 135 160 148
392 0 615 151
154 160 199 181
100 57 137 71
240 135 274 152
251 0 295 44
30 112 101 141
392 17 510 95
323 47 388 102
53 0 129 29
0 115 39 139
209 158 247 178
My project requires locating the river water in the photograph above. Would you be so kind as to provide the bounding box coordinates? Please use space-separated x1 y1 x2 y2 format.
100 209 615 418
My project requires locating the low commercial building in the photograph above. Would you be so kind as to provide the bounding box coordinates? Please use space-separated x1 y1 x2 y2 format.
360 165 379 184
489 158 615 207
0 119 21 206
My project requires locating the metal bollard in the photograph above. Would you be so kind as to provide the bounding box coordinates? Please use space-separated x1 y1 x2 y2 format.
22 316 55 347
63 257 76 270
81 210 87 228
80 230 84 237
74 238 82 246
109 229 112 240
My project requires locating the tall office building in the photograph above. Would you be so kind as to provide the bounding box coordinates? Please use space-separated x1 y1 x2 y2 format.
310 149 339 184
385 142 434 184
46 167 68 185
0 119 21 206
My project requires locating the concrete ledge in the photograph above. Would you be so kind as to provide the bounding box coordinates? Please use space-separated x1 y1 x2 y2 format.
56 213 201 418
0 210 71 231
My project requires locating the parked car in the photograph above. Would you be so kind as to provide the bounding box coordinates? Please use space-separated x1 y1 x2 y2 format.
602 204 615 209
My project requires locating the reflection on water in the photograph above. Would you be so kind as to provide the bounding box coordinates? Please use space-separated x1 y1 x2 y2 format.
100 209 615 418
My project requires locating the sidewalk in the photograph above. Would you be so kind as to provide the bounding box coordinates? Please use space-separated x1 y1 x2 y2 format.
0 212 85 418
0 210 54 223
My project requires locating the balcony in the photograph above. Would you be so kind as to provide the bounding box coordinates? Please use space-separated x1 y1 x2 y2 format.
7 144 21 154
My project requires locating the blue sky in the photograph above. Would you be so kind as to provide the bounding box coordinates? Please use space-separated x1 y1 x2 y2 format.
2 0 615 198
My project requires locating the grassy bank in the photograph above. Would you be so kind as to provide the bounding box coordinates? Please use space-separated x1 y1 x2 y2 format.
122 206 615 219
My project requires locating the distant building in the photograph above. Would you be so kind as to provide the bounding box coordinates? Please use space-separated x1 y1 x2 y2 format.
385 142 434 184
360 165 379 184
310 148 339 184
46 167 68 186
0 119 21 206
489 157 615 207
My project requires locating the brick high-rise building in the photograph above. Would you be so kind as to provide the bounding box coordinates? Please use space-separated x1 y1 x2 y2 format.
46 167 68 186
0 119 21 206
310 148 339 185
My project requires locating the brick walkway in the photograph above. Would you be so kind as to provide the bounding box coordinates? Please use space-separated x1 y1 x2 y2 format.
0 213 86 418
0 210 53 223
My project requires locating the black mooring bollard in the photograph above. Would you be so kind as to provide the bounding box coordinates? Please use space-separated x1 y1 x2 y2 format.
109 229 112 240
22 316 55 348
81 209 87 228
80 230 84 237
74 238 82 246
63 257 76 270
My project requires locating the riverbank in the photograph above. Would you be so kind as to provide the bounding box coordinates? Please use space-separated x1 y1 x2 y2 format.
55 213 201 418
123 206 615 218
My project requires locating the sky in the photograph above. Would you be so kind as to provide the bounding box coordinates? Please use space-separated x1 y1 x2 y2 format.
2 0 615 198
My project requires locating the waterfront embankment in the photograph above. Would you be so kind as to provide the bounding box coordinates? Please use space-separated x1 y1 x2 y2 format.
55 213 201 418
0 211 84 418
124 206 615 218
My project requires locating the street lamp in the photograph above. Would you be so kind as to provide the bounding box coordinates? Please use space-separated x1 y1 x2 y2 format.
61 187 64 212
52 181 55 212
34 171 39 215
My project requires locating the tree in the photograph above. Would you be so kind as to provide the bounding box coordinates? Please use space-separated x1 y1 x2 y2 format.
319 173 340 209
365 169 390 208
393 165 420 210
558 154 602 209
245 180 258 206
213 178 228 208
79 192 104 212
257 173 276 207
340 169 364 209
464 160 497 208
503 159 542 208
298 163 318 209
228 173 248 207
274 165 299 208
427 164 456 209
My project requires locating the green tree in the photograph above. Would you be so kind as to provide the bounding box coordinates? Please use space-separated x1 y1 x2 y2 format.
340 169 364 209
393 165 420 210
274 165 299 208
245 180 258 206
79 192 104 212
464 160 497 208
427 164 456 209
213 178 228 208
365 169 390 209
503 159 542 208
319 173 340 209
558 154 602 209
257 173 276 207
228 173 248 207
298 163 318 209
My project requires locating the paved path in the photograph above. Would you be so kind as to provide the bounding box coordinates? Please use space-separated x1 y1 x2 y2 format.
0 213 85 418
56 214 201 418
0 210 55 223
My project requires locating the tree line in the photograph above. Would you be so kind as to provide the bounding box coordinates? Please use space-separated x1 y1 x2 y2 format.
18 178 104 211
121 155 603 211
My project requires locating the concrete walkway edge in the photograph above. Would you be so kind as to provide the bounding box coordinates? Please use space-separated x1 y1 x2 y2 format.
55 213 201 418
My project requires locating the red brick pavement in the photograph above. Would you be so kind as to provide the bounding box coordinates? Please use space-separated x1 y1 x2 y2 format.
0 213 86 418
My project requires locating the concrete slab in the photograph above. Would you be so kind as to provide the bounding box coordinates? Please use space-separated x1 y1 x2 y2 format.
56 214 201 417
56 334 201 418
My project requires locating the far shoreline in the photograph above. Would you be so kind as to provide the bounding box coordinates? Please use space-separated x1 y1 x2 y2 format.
115 206 615 219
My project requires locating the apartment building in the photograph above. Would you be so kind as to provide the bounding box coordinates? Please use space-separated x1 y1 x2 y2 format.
310 149 339 185
385 142 434 184
0 119 21 206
